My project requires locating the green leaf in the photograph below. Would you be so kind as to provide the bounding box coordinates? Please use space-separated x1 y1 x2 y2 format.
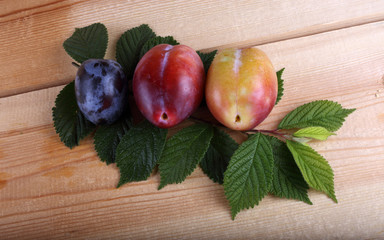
52 81 95 148
265 136 312 204
197 50 217 73
292 137 311 145
278 100 356 132
93 113 131 165
293 127 335 141
224 133 274 220
139 36 180 59
115 24 156 78
158 124 214 190
286 140 337 203
200 127 238 184
116 121 167 187
275 68 285 105
63 23 108 63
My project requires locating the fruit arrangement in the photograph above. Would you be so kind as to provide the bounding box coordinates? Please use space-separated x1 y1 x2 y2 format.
53 23 355 219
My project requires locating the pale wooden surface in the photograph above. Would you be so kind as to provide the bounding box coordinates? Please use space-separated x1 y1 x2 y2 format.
1 1 384 239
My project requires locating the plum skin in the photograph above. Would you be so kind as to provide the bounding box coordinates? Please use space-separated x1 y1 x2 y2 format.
75 59 128 125
133 44 205 128
205 48 277 131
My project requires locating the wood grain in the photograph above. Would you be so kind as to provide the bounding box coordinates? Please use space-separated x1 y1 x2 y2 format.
1 0 384 97
1 8 384 238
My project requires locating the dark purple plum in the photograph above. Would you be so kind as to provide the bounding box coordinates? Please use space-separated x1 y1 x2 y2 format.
75 59 128 125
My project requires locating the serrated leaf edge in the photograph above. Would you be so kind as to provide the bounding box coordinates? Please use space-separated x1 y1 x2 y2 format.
200 127 238 184
224 133 274 220
278 100 356 132
266 136 312 205
158 124 213 190
286 140 337 203
52 81 95 149
275 68 285 105
116 122 167 187
63 23 108 63
293 126 335 141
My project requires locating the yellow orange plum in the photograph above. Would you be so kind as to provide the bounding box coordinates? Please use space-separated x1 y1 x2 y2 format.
205 48 277 130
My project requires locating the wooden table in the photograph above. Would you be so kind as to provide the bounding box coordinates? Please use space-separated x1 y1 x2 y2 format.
1 1 384 239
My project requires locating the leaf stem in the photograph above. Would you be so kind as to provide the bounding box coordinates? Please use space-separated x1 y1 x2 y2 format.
72 62 80 68
188 116 291 140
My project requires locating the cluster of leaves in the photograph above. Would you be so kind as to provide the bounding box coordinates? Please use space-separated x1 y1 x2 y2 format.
53 23 355 220
224 101 355 219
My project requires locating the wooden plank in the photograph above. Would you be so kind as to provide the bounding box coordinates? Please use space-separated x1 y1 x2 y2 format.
0 0 60 19
0 20 383 239
1 0 384 97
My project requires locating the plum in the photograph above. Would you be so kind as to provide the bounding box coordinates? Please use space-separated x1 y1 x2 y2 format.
205 48 277 131
75 59 128 125
133 44 205 128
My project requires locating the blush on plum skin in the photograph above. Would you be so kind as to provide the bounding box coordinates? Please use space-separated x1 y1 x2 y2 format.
75 59 128 125
205 48 278 131
133 44 205 128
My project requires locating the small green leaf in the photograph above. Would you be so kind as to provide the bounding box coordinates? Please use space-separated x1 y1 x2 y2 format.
265 136 312 204
293 127 335 141
200 127 238 184
63 23 108 63
52 81 95 148
292 137 311 145
275 68 285 105
94 113 131 165
278 100 356 132
116 121 167 187
115 24 156 78
224 133 274 220
158 124 214 190
197 50 217 73
139 36 180 59
286 140 337 203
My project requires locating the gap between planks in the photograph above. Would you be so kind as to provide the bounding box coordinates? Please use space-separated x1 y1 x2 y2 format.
1 3 384 98
201 13 384 52
3 16 384 99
